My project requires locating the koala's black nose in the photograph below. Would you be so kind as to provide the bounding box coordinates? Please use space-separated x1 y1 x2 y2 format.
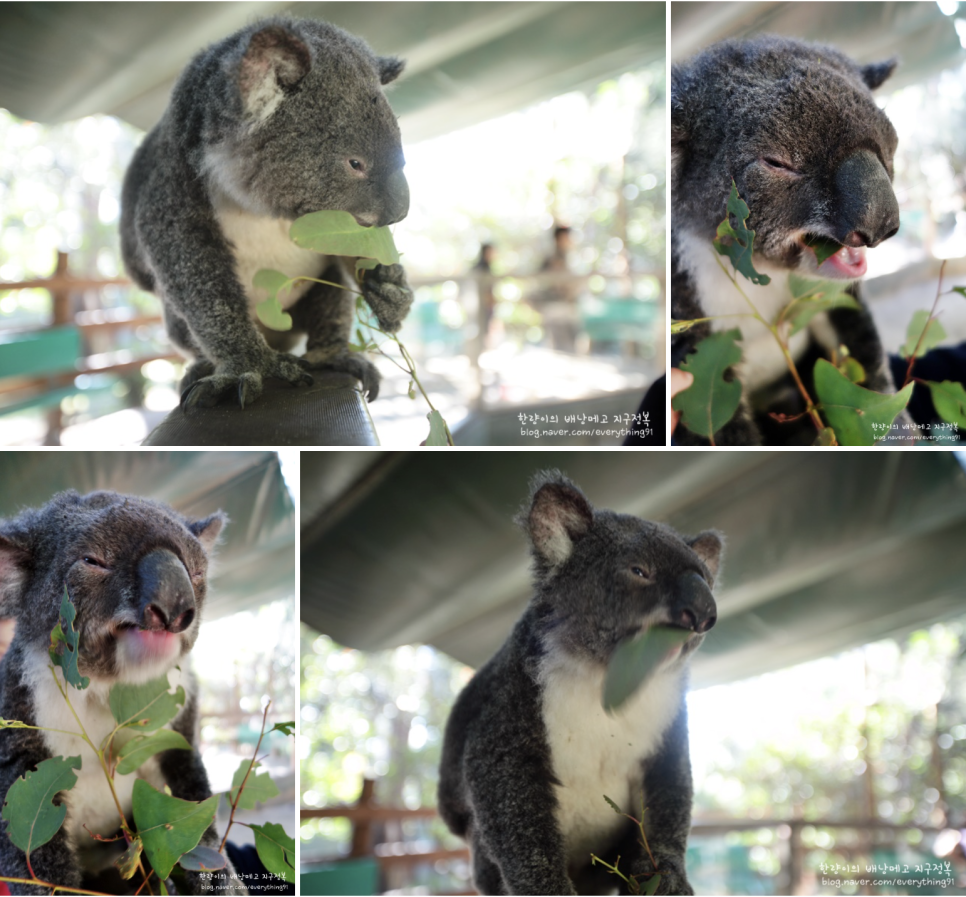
137 548 196 634
671 570 717 634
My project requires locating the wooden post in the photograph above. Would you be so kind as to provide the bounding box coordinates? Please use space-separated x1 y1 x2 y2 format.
349 778 376 858
44 251 72 444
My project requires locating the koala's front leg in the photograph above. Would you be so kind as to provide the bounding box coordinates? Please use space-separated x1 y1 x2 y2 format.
637 704 695 896
290 266 382 400
136 179 313 411
463 744 576 895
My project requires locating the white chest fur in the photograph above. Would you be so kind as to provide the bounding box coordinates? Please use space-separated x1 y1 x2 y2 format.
214 205 330 314
538 653 684 866
23 650 180 844
676 229 839 393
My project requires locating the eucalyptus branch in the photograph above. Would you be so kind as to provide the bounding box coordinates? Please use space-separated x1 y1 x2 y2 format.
0 873 115 896
219 702 272 853
903 259 947 388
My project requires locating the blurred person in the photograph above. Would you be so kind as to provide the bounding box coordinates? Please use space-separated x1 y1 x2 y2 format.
536 224 580 352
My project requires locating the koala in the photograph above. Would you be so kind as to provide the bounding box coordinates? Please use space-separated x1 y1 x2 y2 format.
671 36 907 445
438 472 722 896
0 490 244 895
121 16 414 409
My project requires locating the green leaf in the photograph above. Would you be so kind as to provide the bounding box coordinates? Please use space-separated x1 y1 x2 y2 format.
132 779 217 880
355 257 381 278
644 873 663 896
672 329 744 440
671 319 699 334
252 269 295 332
228 760 280 811
781 276 859 336
290 211 399 267
48 587 90 690
813 427 838 446
109 674 186 733
407 380 416 400
950 286 966 299
814 359 913 445
838 355 866 384
712 181 771 286
2 756 81 854
900 310 946 359
803 234 843 266
178 844 227 872
115 729 192 776
602 626 693 713
603 795 623 816
250 822 295 884
115 837 143 880
425 409 452 446
268 721 295 737
924 380 966 428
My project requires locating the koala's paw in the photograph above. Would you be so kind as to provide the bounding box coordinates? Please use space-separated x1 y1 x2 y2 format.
649 857 693 896
302 348 381 401
361 263 414 334
180 352 314 410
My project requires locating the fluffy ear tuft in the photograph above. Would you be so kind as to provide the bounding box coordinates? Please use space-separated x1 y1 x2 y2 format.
517 472 594 571
239 25 312 121
189 512 228 553
687 530 724 580
860 58 897 91
377 55 405 85
0 532 30 617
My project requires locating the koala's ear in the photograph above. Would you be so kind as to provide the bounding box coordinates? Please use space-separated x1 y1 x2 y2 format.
687 530 724 580
239 25 312 120
0 531 30 616
189 512 227 553
860 58 897 91
377 55 405 85
519 474 594 571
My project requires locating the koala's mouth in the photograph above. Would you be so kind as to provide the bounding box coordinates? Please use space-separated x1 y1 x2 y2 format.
113 623 183 666
801 234 867 279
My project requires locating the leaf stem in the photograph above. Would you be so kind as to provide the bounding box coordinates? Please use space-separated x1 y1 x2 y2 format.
0 874 115 896
903 259 947 388
219 701 272 853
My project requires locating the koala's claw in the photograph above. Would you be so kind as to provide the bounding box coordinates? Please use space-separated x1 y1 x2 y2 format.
301 349 381 401
362 263 414 334
179 353 314 410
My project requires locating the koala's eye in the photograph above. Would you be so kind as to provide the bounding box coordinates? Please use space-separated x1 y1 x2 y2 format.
761 156 801 175
348 159 367 174
82 556 109 570
630 565 653 581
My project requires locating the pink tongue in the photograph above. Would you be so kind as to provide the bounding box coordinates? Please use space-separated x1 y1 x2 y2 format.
822 244 867 277
135 629 175 649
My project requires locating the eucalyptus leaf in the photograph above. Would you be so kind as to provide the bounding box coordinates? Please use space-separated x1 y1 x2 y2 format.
814 359 913 445
602 626 692 713
813 427 838 446
671 319 699 334
109 674 185 733
252 270 295 332
1 755 81 855
49 587 89 690
425 409 452 446
900 310 946 359
672 329 743 440
924 379 966 429
178 844 227 872
712 181 771 286
781 276 858 335
268 721 295 737
803 234 843 266
290 210 399 266
115 730 192 776
115 837 143 880
644 873 663 896
132 779 218 880
250 822 295 884
228 760 279 811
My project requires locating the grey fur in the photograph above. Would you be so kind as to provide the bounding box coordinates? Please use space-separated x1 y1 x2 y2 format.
438 472 723 896
0 491 244 895
121 16 414 408
672 36 909 445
